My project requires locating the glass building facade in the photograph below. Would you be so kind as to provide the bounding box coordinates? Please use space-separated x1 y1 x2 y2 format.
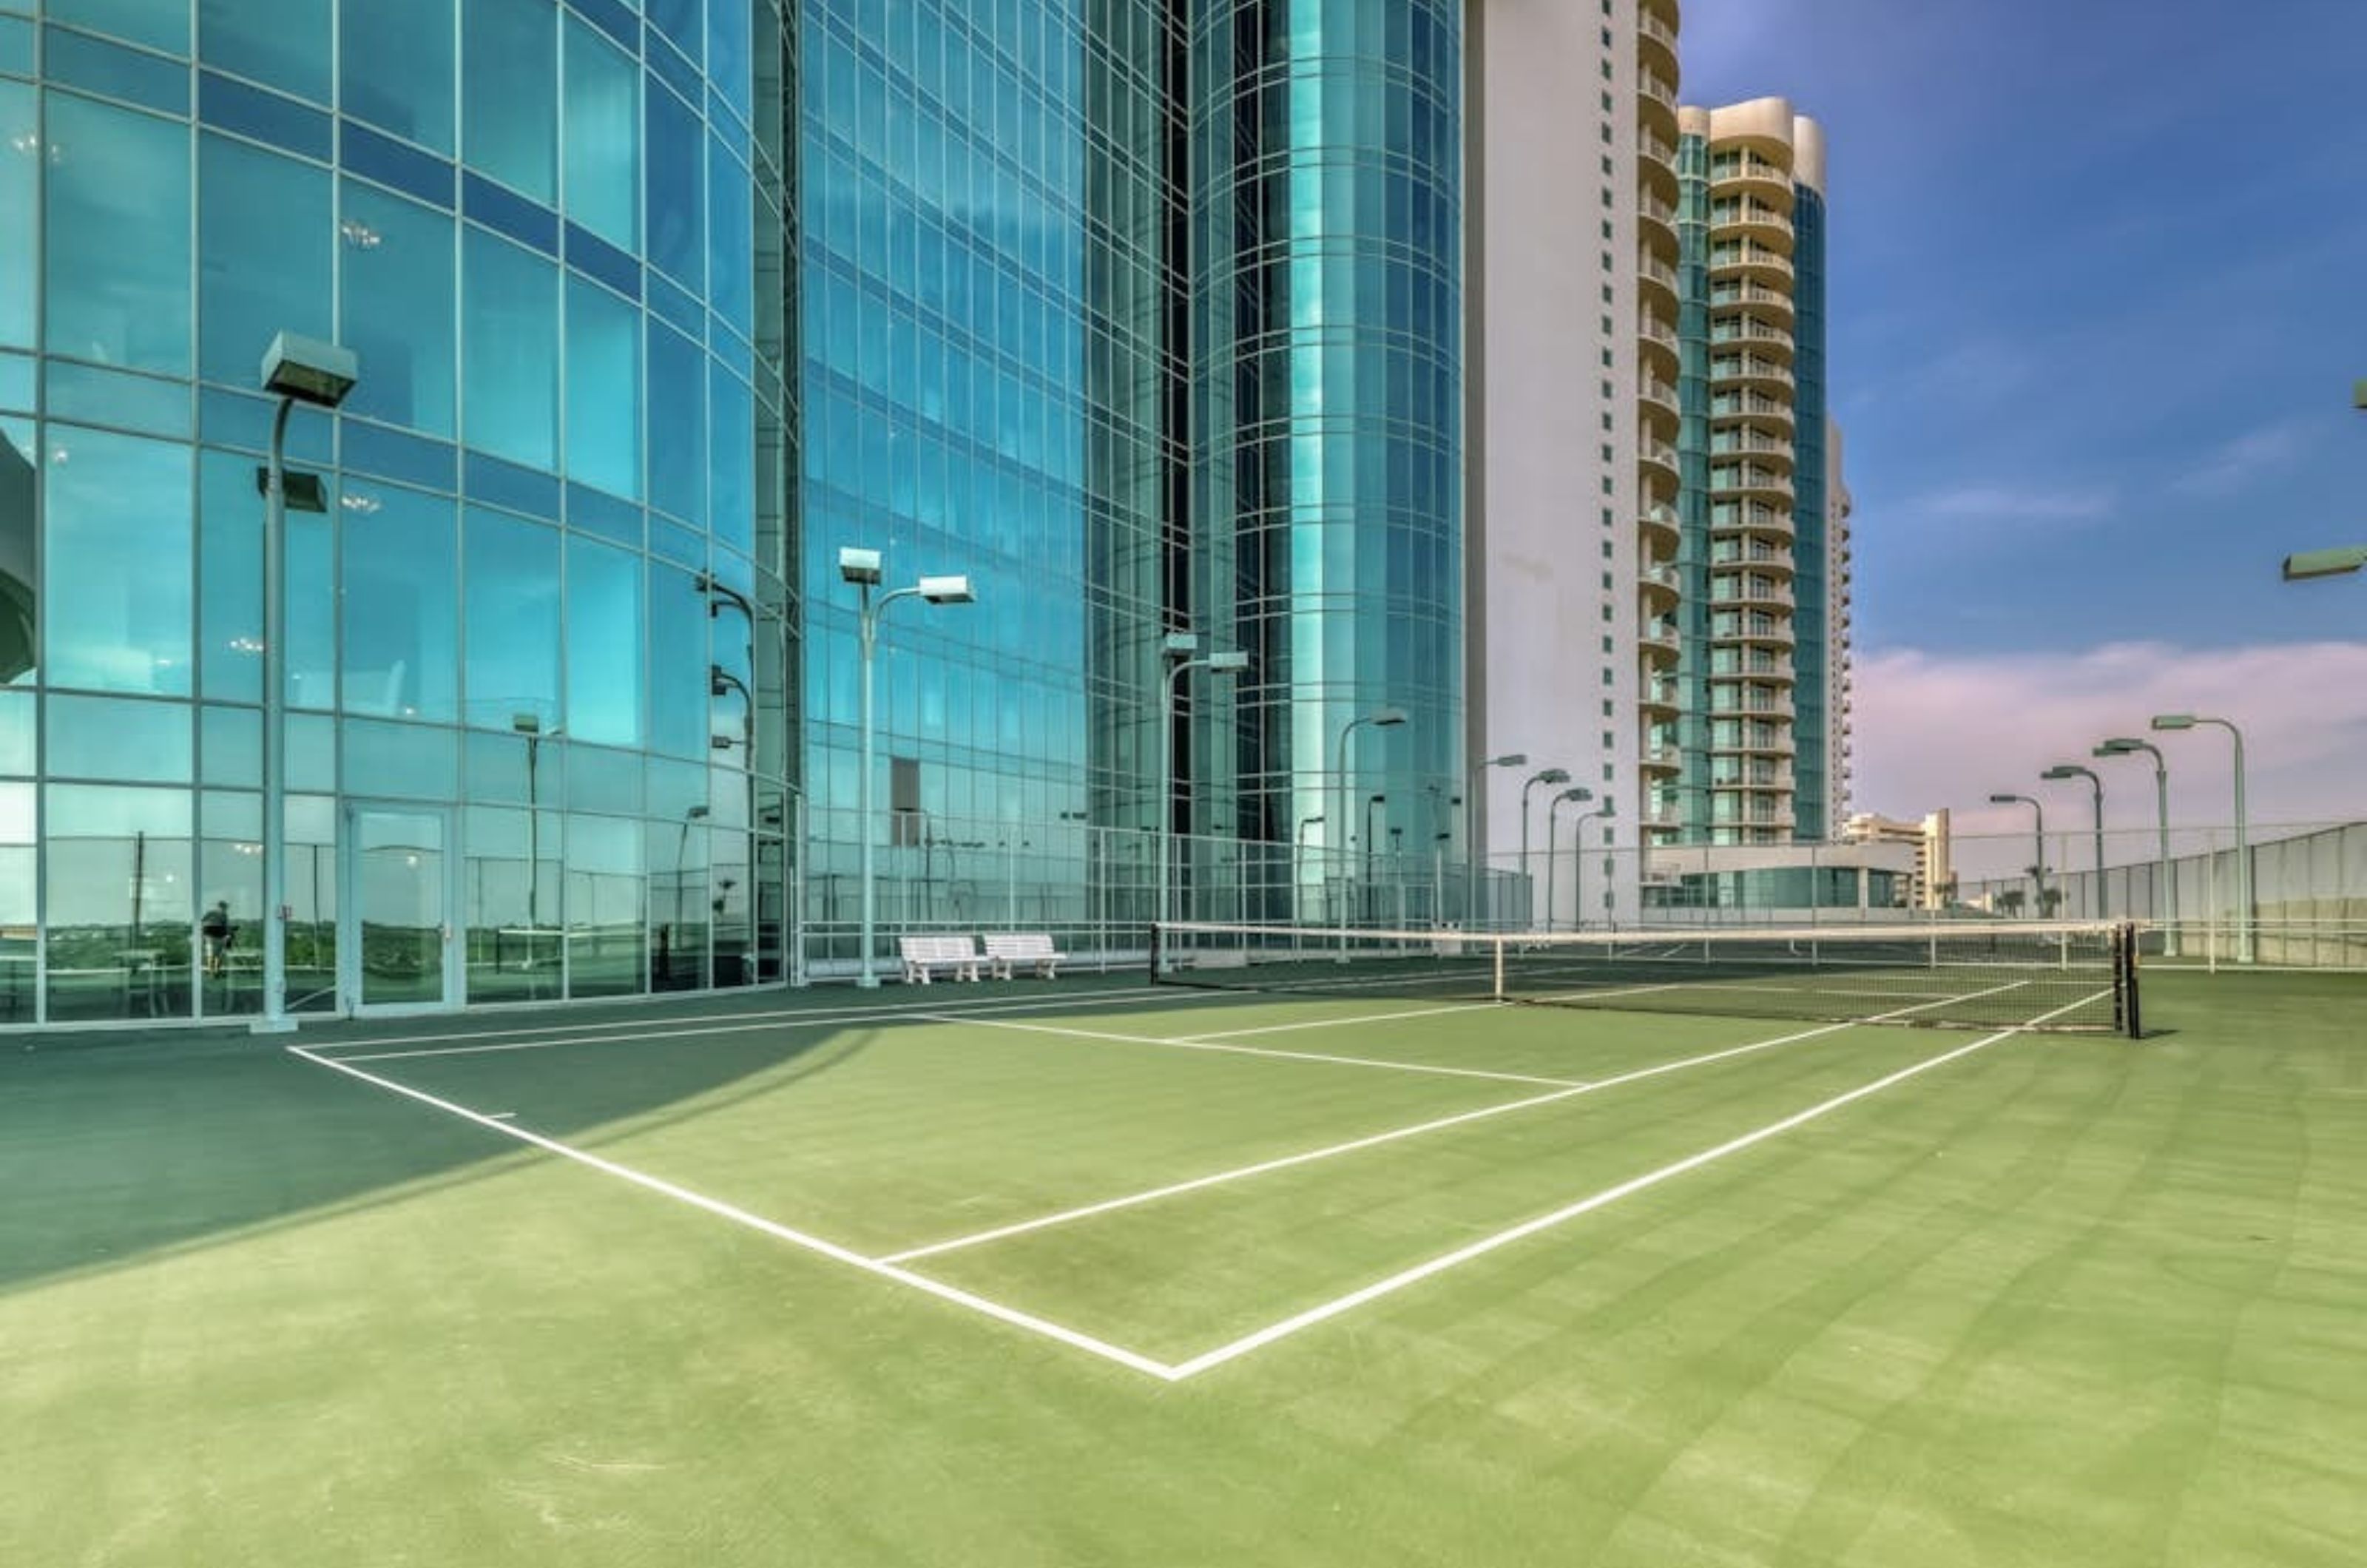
0 0 1465 1025
1 0 794 1024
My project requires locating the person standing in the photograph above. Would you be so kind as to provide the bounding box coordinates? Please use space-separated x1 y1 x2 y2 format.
201 899 233 978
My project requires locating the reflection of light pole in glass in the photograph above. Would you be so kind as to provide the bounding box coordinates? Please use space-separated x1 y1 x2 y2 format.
1158 634 1249 936
673 805 710 985
512 712 561 961
842 547 974 987
2096 737 2175 953
1547 786 1594 930
1364 794 1387 917
2040 763 2107 919
2152 713 2249 962
1571 802 1613 932
1465 753 1527 929
1333 708 1407 949
1989 794 2047 914
257 332 357 1034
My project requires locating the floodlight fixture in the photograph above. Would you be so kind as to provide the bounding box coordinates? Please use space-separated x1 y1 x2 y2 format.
2282 546 2367 581
1371 706 1409 727
260 331 358 409
2149 714 2196 731
837 547 883 586
1208 649 1250 672
1486 752 1529 768
1161 631 1200 656
919 574 975 604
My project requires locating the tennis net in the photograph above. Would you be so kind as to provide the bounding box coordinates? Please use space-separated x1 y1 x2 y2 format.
1152 921 2141 1035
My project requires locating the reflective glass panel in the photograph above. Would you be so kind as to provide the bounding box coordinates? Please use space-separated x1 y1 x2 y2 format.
46 92 192 376
462 0 557 203
0 687 30 771
340 182 456 436
648 560 706 759
564 275 641 499
352 804 446 1006
645 79 702 290
562 15 639 254
564 537 643 746
196 447 261 702
44 425 192 696
198 134 333 387
463 803 561 1000
0 419 28 687
341 481 457 721
340 0 453 153
462 227 558 470
48 0 188 55
0 780 30 1021
196 832 263 1016
45 693 193 783
564 810 642 997
646 322 705 524
44 783 195 1023
462 507 561 732
199 0 331 103
0 83 32 351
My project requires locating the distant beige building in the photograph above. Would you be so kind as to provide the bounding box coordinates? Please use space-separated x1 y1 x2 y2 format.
1843 808 1954 910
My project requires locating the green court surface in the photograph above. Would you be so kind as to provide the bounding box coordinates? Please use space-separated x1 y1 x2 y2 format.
4 970 2362 1566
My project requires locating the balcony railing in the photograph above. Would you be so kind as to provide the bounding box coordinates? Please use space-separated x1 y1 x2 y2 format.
1710 356 1794 390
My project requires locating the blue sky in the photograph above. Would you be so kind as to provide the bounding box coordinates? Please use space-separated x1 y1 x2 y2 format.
1680 0 2367 828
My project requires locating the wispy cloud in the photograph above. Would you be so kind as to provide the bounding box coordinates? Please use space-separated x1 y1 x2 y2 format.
1852 642 2367 850
1904 484 2118 525
2167 419 2312 499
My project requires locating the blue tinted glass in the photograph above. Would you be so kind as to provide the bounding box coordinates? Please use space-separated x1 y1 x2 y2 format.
44 360 189 437
646 322 704 522
645 81 703 290
564 222 640 300
197 72 334 161
564 275 641 499
706 0 748 124
562 16 639 254
0 18 29 79
574 0 638 53
45 694 192 783
340 121 453 209
340 419 455 492
0 690 33 774
44 25 189 115
706 135 751 336
463 0 556 203
196 448 260 702
341 0 453 153
342 719 458 800
564 538 643 746
462 173 558 257
46 92 191 375
199 134 333 387
462 226 558 470
340 180 456 436
650 0 700 67
341 481 457 722
462 507 560 731
0 83 24 350
464 451 561 519
199 0 331 103
44 426 192 696
47 0 187 55
647 561 706 759
709 362 751 554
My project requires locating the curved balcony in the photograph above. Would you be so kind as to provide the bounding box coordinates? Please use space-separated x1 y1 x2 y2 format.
1708 155 1794 203
1709 200 1795 249
1710 355 1794 396
1640 745 1684 780
1712 734 1798 760
1637 10 1680 81
1709 578 1795 612
1709 392 1794 439
1709 547 1794 585
1708 315 1795 361
1639 679 1681 721
1715 618 1795 651
1706 686 1794 720
1638 192 1680 251
1638 504 1681 558
1708 280 1794 324
1708 243 1793 285
1709 466 1796 507
1639 618 1682 667
1710 504 1795 547
1638 439 1681 496
1639 253 1681 311
1709 428 1794 464
1638 560 1680 615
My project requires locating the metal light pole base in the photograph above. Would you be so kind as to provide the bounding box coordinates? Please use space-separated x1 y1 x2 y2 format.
854 973 882 990
249 1016 300 1035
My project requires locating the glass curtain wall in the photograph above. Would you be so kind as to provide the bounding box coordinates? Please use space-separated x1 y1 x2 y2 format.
1189 0 1465 920
0 0 795 1024
1789 182 1830 840
795 0 1176 970
1671 127 1714 841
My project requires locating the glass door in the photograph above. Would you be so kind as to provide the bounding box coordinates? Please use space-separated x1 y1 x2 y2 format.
342 803 459 1013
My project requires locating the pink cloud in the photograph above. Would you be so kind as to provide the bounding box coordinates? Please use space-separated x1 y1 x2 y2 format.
1852 641 2367 856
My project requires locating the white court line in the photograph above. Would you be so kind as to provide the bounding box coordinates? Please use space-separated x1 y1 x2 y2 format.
288 1044 1183 1382
1187 1001 1505 1041
878 1014 1873 1263
1163 987 2110 1380
329 987 1240 1064
919 1013 1587 1089
321 983 1243 1056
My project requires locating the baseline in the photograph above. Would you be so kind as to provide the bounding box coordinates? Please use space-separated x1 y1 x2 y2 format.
1161 987 2110 1380
287 1044 1184 1381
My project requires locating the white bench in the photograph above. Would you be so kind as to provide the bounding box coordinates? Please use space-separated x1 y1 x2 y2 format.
983 933 1067 980
899 934 981 984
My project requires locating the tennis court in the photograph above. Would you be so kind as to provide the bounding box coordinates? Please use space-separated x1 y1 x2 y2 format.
5 961 2363 1566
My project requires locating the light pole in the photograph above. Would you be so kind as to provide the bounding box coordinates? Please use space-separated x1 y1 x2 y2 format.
1572 804 1613 933
511 712 561 955
1334 707 1408 937
2096 737 2175 953
1519 766 1572 929
1464 752 1527 927
2040 763 2107 919
257 332 358 1034
1546 786 1593 930
843 547 975 987
672 804 710 987
1158 635 1249 937
1363 793 1387 921
2152 713 2250 962
1988 793 2047 916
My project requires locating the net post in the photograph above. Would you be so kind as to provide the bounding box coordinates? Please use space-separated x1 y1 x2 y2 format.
2117 921 2143 1039
1148 919 1163 985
